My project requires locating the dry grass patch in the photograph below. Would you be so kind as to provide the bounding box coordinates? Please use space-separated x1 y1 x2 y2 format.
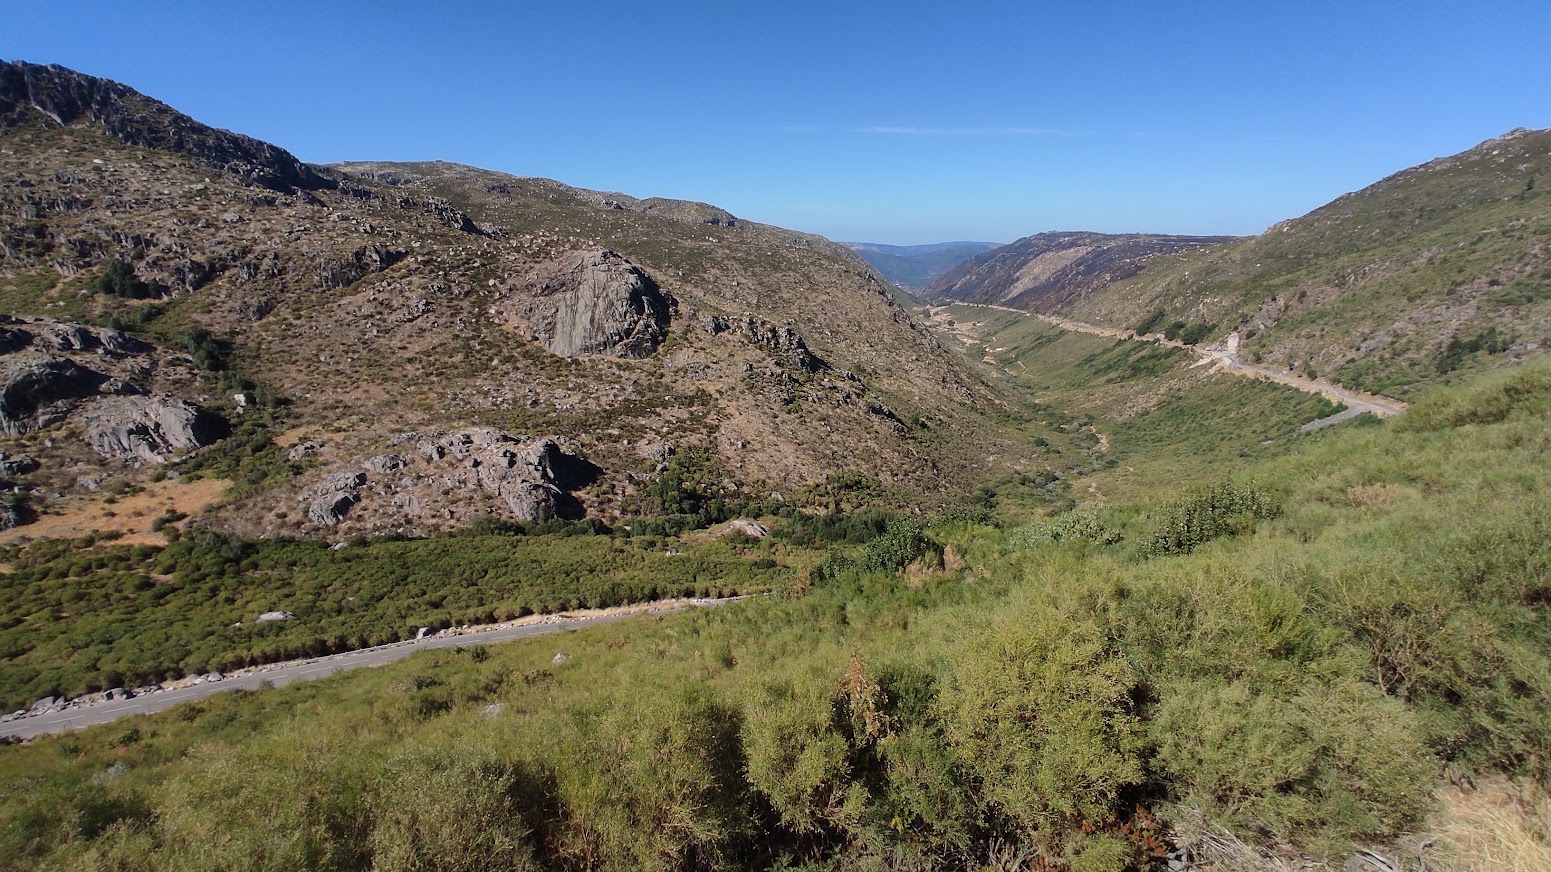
1 477 229 546
1432 779 1551 872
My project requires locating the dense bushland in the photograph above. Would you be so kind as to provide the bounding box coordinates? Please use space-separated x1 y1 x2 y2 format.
0 530 795 710
4 363 1551 870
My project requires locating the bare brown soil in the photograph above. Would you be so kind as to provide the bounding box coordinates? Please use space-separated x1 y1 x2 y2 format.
1 477 230 546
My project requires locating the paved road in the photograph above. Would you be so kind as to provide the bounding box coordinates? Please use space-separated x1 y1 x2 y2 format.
2 599 737 741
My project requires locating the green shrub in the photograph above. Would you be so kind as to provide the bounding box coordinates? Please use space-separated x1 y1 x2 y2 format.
1151 679 1433 851
1396 360 1551 432
369 750 541 872
1013 510 1120 547
854 519 935 575
1132 308 1167 336
941 610 1144 832
538 684 752 870
741 678 858 836
92 259 164 300
1147 481 1280 556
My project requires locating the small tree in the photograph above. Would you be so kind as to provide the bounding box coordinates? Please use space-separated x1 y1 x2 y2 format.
93 259 164 299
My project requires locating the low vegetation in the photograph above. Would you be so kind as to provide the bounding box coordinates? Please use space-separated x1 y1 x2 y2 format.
4 362 1550 870
0 529 798 710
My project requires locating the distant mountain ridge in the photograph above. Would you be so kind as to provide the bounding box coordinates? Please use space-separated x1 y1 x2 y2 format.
926 231 1239 311
844 240 1002 291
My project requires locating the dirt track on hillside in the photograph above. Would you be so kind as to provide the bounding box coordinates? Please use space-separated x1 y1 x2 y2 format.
954 303 1407 418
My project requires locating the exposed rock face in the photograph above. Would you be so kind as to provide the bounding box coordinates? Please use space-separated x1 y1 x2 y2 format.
364 453 406 474
0 500 32 531
520 251 670 358
300 430 596 528
314 244 406 289
0 326 30 354
1 355 109 436
0 319 149 360
0 453 39 476
309 492 358 527
701 314 824 372
81 396 229 463
474 438 571 520
306 471 365 527
737 317 823 372
728 518 769 539
0 60 334 193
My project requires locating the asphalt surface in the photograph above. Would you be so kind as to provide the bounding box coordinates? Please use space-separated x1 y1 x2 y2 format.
2 600 732 740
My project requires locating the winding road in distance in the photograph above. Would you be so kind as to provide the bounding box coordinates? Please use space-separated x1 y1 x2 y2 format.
953 303 1408 418
2 597 744 741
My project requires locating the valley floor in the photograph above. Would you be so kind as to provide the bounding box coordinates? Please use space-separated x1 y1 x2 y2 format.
941 302 1408 417
0 596 745 741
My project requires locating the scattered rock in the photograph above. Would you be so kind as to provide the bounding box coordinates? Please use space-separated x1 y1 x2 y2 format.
287 439 325 461
255 611 294 623
552 652 569 665
480 702 507 719
0 452 38 475
364 453 406 474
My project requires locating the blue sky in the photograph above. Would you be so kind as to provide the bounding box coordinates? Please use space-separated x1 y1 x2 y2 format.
6 1 1549 243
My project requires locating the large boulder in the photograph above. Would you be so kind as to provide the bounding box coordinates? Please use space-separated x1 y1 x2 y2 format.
520 251 670 358
0 500 33 531
308 491 358 527
0 355 109 436
81 395 228 463
0 453 38 476
306 470 365 526
0 327 32 353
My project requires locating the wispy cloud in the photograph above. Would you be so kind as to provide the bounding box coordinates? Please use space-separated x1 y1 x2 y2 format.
858 125 1070 137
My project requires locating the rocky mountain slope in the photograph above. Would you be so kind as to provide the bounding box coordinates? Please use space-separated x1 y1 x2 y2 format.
843 240 1001 291
0 60 1058 541
1061 129 1551 396
925 231 1238 311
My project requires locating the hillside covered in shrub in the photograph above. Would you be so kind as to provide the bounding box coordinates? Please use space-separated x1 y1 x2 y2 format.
4 363 1550 870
